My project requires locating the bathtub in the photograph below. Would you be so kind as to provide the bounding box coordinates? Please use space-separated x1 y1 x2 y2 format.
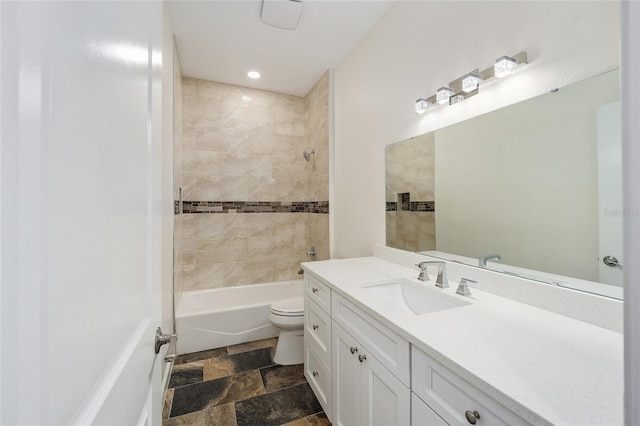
175 279 304 355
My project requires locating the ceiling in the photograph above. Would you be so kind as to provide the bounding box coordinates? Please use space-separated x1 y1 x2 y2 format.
166 0 393 97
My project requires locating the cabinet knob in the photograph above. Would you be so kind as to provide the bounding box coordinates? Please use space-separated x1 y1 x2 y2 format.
350 346 359 354
312 324 318 330
465 410 480 425
312 371 318 377
312 287 318 293
358 354 367 363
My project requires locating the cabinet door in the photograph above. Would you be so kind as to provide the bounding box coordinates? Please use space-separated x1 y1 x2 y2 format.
361 348 411 426
332 322 362 426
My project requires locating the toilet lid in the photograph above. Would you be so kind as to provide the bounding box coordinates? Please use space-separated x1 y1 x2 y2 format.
271 297 304 316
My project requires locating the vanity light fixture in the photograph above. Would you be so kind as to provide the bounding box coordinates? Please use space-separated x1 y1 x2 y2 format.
415 98 431 114
436 87 455 105
413 51 527 114
461 72 483 93
494 55 517 78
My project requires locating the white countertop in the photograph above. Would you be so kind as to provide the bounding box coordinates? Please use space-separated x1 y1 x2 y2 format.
302 256 623 426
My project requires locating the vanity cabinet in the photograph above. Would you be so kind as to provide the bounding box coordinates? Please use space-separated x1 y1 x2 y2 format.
412 347 528 426
332 322 410 426
304 274 333 420
332 293 410 426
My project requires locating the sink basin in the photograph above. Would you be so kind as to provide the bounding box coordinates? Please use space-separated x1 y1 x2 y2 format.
361 278 468 315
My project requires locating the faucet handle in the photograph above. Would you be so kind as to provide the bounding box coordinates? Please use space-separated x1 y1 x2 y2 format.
456 278 477 296
415 263 430 282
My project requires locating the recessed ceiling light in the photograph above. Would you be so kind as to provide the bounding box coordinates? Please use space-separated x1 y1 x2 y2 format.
247 71 261 79
242 95 252 102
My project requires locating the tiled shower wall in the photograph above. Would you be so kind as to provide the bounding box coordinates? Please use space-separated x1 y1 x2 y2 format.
385 132 436 252
175 73 329 292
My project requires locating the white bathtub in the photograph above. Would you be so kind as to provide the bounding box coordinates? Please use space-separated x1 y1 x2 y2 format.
175 280 304 355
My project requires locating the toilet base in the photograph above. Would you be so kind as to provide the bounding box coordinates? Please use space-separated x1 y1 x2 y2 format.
273 328 304 365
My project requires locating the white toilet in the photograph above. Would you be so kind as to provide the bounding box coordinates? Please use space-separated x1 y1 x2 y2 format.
269 296 305 365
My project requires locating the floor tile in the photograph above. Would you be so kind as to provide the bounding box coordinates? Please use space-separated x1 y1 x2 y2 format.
281 418 308 426
163 402 236 426
169 361 204 388
306 412 330 426
170 370 265 418
204 347 275 381
175 347 228 365
260 364 306 393
228 337 278 355
235 383 322 426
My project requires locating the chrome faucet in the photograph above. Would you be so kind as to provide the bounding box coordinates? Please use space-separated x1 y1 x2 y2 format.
478 254 501 268
416 261 449 288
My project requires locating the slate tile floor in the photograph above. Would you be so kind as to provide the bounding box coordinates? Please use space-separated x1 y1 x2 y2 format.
163 338 330 426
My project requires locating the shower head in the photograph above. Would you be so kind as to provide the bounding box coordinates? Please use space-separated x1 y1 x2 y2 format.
303 149 315 162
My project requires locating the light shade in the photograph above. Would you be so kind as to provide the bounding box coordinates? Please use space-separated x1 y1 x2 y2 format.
462 72 482 93
494 55 517 78
436 87 454 105
415 98 431 114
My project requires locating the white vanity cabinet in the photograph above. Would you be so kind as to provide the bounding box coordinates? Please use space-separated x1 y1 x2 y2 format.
304 274 333 420
412 347 529 426
331 293 411 426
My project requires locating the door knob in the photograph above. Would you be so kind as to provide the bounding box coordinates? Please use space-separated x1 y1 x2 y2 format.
603 255 622 267
155 327 177 354
465 410 480 425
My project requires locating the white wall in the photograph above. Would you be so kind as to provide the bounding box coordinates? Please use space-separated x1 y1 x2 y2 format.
334 1 620 258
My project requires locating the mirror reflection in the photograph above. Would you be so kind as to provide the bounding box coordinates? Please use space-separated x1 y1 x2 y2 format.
386 69 622 299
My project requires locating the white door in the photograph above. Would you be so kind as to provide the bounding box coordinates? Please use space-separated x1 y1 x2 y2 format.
361 347 410 426
0 1 170 425
597 101 623 286
332 323 362 426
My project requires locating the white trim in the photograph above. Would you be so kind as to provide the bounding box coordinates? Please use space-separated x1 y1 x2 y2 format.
622 1 640 423
328 68 336 259
69 318 151 426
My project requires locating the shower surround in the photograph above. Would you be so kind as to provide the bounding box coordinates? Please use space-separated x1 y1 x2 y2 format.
174 73 330 292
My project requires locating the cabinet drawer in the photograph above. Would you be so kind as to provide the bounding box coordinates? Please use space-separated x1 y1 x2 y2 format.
411 393 447 426
305 339 331 420
412 348 528 426
332 293 410 386
304 296 331 367
306 274 331 313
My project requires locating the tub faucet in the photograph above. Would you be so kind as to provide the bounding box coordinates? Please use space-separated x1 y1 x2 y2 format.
478 254 501 268
415 261 449 288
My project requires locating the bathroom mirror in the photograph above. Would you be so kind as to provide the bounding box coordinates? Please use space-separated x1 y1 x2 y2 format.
386 69 623 299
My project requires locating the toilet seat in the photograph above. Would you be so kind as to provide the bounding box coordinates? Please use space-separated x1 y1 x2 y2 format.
270 297 304 317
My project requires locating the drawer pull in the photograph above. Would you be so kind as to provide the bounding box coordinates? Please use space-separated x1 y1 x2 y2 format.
465 410 480 425
312 324 319 330
358 354 367 363
350 346 359 354
312 371 318 377
312 287 318 293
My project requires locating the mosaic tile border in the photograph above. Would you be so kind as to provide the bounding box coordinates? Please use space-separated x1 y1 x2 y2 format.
178 201 329 215
386 201 435 212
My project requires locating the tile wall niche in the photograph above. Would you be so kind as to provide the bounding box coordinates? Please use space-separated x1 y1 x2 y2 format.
385 132 436 252
175 73 330 291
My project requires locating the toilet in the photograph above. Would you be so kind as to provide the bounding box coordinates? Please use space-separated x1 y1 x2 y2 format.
269 296 305 365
